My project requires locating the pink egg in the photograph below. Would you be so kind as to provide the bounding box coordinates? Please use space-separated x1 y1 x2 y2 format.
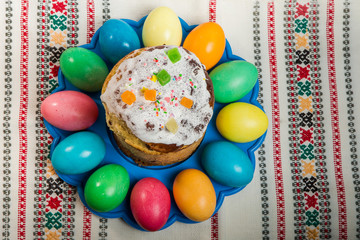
130 178 171 231
41 91 98 131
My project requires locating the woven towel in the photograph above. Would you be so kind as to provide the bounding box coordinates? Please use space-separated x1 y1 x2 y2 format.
1 0 360 239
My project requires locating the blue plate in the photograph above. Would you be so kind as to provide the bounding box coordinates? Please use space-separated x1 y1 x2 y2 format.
45 16 266 231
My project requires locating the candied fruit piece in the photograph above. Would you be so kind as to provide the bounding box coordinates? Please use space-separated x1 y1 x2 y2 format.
166 48 181 64
151 75 157 82
180 97 193 109
121 90 136 105
141 87 148 93
166 118 178 134
144 89 157 101
157 69 171 86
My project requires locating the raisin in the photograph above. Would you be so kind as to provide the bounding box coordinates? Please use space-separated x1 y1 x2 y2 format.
194 124 204 133
204 113 211 123
193 68 199 76
189 59 200 69
180 119 188 127
146 122 155 131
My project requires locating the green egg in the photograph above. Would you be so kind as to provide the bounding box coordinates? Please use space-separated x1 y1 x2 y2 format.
60 47 109 92
84 164 130 212
209 60 258 103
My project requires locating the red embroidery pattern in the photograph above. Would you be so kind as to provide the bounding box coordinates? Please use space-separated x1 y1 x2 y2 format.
267 1 286 239
295 3 309 18
300 128 314 145
297 65 310 81
51 1 67 14
209 0 217 22
87 0 95 43
211 213 219 240
18 0 29 238
326 0 347 238
82 2 96 238
304 192 319 210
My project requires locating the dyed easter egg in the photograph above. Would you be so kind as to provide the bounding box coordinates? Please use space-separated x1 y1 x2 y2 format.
130 178 171 231
183 22 225 70
210 60 258 103
201 141 254 187
99 19 140 64
142 7 182 47
51 131 105 175
84 164 130 212
60 47 109 92
216 102 268 143
173 169 216 222
41 90 98 131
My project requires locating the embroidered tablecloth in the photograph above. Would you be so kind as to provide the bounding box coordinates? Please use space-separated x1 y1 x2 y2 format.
1 0 360 239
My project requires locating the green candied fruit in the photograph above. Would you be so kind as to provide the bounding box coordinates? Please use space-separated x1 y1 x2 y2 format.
166 48 181 64
157 69 171 86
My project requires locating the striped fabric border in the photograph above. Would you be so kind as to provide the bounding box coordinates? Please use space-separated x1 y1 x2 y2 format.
44 1 71 239
283 1 306 238
209 0 216 22
87 0 95 43
67 0 79 47
326 0 348 238
34 0 51 239
252 1 270 239
267 1 286 239
284 1 311 239
18 0 30 238
60 1 79 239
82 1 96 239
342 0 360 238
102 0 110 24
308 1 332 238
293 1 325 238
2 1 13 239
208 2 218 239
98 1 110 238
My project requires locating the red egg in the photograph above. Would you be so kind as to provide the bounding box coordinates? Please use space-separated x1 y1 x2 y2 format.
41 90 98 131
130 178 171 231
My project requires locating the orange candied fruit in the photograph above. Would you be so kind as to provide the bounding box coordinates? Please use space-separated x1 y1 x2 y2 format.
180 97 193 109
121 90 136 105
144 89 157 101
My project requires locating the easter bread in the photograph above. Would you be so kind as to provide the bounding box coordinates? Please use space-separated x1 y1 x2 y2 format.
101 45 214 166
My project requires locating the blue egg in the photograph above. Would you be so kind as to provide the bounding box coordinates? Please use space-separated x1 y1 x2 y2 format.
201 141 254 188
51 131 106 175
99 19 140 64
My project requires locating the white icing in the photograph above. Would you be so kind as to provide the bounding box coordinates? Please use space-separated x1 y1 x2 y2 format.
101 46 213 146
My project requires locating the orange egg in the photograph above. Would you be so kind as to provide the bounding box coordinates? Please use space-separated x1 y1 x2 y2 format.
173 169 216 222
183 22 226 70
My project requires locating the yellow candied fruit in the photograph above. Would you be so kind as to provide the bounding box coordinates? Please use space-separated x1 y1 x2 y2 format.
165 118 178 134
141 87 148 93
151 75 157 82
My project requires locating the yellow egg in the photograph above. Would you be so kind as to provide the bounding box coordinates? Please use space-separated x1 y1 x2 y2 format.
142 7 182 47
173 169 216 222
216 102 268 143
